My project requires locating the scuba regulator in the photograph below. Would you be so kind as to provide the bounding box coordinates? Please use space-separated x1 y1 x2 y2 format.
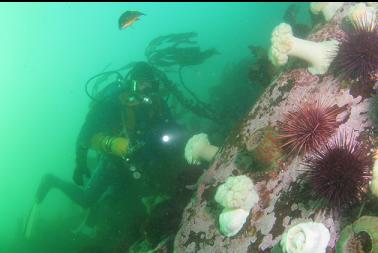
85 62 161 106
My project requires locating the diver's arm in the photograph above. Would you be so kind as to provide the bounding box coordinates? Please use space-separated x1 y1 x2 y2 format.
73 144 90 186
73 118 96 185
73 100 116 185
90 133 129 158
76 98 130 159
74 107 100 170
76 101 110 149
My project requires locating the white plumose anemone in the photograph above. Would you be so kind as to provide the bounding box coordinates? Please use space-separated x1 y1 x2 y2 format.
219 208 249 237
310 2 344 21
370 150 378 196
269 23 339 75
184 133 219 165
214 175 259 237
280 222 330 253
367 2 378 9
215 175 259 210
348 3 377 31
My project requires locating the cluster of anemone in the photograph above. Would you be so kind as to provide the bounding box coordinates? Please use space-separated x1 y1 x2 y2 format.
214 175 259 237
302 131 372 210
277 101 344 156
332 3 378 86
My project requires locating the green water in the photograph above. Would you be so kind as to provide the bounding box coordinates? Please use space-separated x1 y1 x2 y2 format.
0 2 310 252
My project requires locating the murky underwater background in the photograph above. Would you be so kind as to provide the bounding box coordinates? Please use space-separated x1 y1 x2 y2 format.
0 2 311 252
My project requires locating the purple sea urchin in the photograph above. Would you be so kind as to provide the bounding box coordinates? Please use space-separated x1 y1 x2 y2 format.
302 132 372 210
369 92 378 129
332 15 378 87
278 101 344 156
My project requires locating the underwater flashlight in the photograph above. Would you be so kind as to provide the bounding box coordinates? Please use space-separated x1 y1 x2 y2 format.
162 134 171 143
142 96 152 104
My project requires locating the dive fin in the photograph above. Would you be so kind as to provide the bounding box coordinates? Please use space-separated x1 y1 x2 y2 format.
72 209 97 238
72 209 90 234
23 202 40 239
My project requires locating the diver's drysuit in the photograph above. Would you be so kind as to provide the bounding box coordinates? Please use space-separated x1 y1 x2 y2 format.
29 63 202 250
36 79 185 209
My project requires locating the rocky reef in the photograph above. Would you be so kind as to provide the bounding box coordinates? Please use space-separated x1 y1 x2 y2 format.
174 3 378 253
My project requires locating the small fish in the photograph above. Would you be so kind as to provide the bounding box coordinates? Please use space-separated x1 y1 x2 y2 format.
118 10 145 30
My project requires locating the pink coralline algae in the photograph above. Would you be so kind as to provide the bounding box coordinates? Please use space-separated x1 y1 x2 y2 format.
174 3 377 253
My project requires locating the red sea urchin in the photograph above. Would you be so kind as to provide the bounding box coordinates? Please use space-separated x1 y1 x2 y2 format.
332 16 378 89
302 131 372 210
278 101 345 156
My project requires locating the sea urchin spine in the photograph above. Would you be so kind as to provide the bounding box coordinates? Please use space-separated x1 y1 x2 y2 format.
302 131 372 210
278 101 345 156
332 13 378 86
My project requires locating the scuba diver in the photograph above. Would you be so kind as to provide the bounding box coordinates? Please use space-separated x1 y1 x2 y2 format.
26 62 189 248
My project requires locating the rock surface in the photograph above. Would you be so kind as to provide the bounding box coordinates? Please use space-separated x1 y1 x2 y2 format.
174 3 377 253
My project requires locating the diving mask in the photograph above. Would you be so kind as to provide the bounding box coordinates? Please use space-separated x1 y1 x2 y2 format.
126 79 159 105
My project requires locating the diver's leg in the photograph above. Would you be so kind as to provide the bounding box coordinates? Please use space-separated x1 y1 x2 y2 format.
35 174 91 207
35 173 58 204
23 202 40 239
35 160 115 208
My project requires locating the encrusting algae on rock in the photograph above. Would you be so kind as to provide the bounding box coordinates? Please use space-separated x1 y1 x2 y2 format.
174 3 378 253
